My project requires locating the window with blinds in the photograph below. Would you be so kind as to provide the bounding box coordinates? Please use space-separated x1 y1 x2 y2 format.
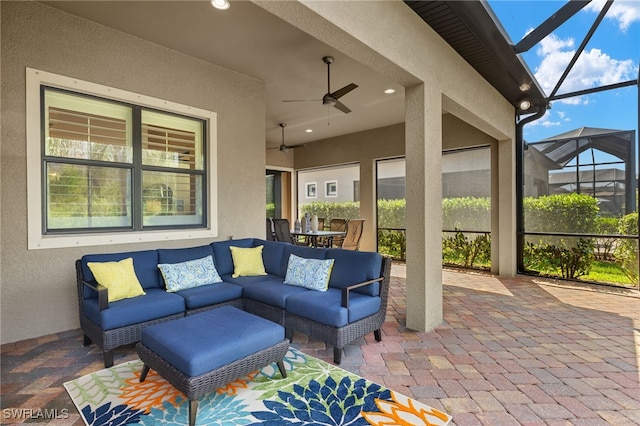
43 87 206 232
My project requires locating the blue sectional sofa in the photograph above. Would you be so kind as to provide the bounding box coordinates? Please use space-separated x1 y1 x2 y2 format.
76 238 392 367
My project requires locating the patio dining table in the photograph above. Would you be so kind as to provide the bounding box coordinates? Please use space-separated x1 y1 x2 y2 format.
290 230 346 248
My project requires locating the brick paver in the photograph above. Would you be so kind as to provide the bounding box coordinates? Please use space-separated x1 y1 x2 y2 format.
2 265 639 425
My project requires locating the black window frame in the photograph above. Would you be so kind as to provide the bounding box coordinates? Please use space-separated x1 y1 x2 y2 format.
41 85 208 235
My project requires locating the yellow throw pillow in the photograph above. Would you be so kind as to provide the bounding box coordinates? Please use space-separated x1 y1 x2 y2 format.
230 245 267 278
87 257 146 302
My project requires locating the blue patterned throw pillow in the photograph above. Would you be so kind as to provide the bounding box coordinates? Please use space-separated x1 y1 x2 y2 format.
284 254 335 291
158 255 223 292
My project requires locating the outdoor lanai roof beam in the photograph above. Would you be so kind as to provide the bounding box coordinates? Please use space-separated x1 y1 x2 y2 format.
548 0 613 100
552 79 638 101
512 0 591 54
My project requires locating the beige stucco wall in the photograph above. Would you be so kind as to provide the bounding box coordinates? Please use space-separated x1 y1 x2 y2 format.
442 114 498 150
294 123 405 251
1 0 520 343
258 0 516 331
0 1 266 343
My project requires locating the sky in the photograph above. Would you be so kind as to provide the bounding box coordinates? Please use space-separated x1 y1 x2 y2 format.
487 0 639 142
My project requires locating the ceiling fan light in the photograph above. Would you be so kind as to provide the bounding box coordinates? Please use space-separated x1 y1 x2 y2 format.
323 95 336 107
211 0 230 10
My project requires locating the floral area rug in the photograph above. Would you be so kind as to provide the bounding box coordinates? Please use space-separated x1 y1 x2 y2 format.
64 348 451 425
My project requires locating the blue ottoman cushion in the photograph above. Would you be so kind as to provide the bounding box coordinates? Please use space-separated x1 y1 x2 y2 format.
141 306 285 376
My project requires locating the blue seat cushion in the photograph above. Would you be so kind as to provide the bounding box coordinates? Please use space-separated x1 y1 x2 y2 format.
280 245 327 276
286 289 381 327
326 249 383 296
243 282 310 309
252 239 286 275
221 274 307 308
83 288 185 331
210 238 255 276
175 282 242 310
81 250 161 298
141 306 285 376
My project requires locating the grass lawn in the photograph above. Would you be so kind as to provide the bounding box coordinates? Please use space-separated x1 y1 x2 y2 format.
579 260 636 287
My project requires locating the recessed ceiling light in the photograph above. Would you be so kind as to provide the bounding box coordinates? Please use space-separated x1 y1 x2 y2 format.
518 99 532 111
211 0 230 10
519 83 530 92
305 129 313 133
384 88 396 94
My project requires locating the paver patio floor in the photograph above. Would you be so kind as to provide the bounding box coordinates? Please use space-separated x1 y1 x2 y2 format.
2 265 639 425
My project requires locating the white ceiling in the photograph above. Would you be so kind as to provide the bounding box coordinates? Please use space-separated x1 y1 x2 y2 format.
43 1 406 148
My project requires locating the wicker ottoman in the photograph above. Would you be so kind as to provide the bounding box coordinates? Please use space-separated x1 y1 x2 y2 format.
136 306 288 426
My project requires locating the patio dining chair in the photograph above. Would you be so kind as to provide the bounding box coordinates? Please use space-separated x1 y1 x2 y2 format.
272 218 306 245
341 219 364 250
327 218 347 247
266 218 276 241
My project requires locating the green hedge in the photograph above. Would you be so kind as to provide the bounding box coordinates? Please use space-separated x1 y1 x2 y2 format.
614 212 638 282
524 193 599 234
522 194 599 278
297 196 636 284
442 197 491 231
299 201 360 225
377 199 405 228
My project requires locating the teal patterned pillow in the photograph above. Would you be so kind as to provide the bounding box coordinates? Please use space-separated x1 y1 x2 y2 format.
284 254 335 291
158 255 222 292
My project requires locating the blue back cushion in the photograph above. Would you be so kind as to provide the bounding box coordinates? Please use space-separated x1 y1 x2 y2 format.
253 239 286 276
210 238 255 276
280 245 328 277
157 245 214 264
80 250 160 298
326 249 383 296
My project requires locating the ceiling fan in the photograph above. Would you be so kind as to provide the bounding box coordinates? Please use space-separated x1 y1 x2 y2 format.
284 56 358 114
267 123 299 153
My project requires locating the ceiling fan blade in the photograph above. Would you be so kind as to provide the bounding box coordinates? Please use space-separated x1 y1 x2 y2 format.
333 100 352 114
282 99 321 103
331 83 358 99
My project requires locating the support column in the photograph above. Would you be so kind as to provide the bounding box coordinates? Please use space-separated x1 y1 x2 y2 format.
493 137 517 276
358 159 376 252
405 84 443 331
491 142 500 275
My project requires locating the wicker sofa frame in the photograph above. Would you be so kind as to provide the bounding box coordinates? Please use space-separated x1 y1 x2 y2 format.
238 257 392 364
75 259 243 368
76 243 392 367
286 257 391 364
